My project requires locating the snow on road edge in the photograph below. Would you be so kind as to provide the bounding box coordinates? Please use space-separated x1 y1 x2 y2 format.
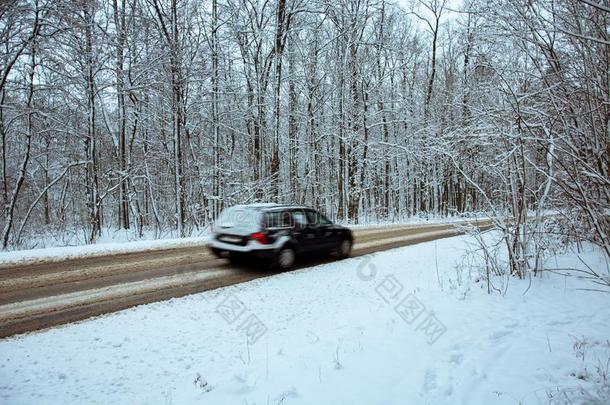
0 236 211 266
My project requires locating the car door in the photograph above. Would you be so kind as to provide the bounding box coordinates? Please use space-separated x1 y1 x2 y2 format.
304 209 335 252
291 210 318 253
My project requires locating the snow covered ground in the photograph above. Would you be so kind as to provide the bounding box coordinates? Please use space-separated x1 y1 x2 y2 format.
0 235 211 266
6 225 212 253
1 232 609 404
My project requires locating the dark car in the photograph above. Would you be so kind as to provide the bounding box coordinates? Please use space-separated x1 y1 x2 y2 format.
208 203 353 269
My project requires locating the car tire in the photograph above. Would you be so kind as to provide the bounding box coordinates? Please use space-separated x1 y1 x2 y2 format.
275 246 296 270
210 247 224 258
336 238 352 259
228 252 245 265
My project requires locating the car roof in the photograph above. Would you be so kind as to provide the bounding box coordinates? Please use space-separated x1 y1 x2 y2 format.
231 203 311 212
264 205 311 212
232 203 279 209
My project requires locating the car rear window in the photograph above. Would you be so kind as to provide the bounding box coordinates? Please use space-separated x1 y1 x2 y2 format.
216 207 262 230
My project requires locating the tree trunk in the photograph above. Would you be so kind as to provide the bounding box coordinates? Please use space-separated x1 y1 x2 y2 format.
83 3 101 243
113 0 130 230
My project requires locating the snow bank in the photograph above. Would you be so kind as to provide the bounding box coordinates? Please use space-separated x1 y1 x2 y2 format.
0 235 211 266
342 213 491 229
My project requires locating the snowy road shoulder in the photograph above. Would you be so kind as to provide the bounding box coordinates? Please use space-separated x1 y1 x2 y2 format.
0 235 212 268
1 233 609 404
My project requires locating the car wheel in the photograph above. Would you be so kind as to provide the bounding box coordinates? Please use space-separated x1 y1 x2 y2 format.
337 238 352 259
229 252 245 265
276 246 296 270
210 247 224 258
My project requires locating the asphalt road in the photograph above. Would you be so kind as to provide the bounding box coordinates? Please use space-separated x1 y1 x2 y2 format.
0 219 493 339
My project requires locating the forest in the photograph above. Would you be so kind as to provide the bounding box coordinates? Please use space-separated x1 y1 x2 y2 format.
1 0 608 270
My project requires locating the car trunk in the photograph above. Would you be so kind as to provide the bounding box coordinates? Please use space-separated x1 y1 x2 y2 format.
214 207 262 240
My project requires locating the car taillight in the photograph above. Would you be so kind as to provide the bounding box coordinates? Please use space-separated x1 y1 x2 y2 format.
250 232 270 244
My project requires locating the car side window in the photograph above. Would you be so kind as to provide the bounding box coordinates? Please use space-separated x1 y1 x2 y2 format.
305 210 331 226
293 211 307 227
282 211 294 227
264 211 293 228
